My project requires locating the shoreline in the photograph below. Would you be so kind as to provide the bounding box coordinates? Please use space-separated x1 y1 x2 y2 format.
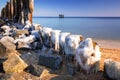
94 39 120 49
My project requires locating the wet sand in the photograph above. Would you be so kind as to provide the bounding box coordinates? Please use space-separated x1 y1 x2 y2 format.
94 39 120 49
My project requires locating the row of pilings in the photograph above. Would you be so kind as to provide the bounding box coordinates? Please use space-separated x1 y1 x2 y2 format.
1 0 34 24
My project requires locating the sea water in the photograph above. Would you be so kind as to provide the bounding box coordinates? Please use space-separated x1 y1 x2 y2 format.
33 17 120 41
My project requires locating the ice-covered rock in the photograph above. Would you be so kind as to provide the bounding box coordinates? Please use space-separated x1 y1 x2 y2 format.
64 34 83 61
75 38 101 74
59 32 71 54
41 27 53 49
104 59 120 80
51 30 61 51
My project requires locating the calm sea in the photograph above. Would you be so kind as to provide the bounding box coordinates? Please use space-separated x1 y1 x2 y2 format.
33 17 120 41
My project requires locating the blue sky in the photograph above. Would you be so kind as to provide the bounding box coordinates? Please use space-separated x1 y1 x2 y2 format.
0 0 120 17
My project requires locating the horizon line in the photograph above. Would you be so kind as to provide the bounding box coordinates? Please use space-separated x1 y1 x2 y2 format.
33 16 120 18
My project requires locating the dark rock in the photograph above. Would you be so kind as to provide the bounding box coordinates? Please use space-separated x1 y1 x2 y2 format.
31 41 43 50
65 54 75 62
0 18 5 24
39 53 63 70
25 64 45 76
20 52 39 65
67 63 76 76
0 59 6 73
14 23 24 29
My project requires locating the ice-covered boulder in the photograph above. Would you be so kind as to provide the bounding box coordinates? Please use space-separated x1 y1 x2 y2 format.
64 34 83 61
75 38 101 74
59 32 71 54
104 59 120 80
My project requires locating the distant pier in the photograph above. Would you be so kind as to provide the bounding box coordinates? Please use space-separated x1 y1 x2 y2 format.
59 14 64 18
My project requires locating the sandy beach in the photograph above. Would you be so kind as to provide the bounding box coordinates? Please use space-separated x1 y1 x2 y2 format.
94 39 120 49
95 39 120 70
96 39 120 70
